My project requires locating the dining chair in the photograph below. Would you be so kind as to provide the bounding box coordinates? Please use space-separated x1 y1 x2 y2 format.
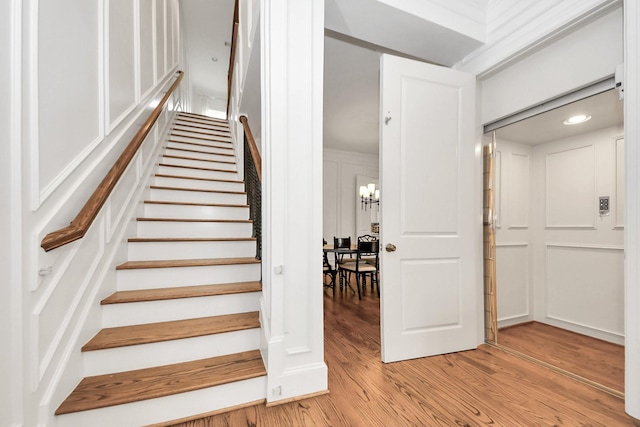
333 236 354 290
323 251 337 296
339 235 379 299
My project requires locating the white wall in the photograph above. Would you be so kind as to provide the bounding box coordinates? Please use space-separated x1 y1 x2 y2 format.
495 126 625 344
323 149 378 244
532 126 625 344
494 140 534 327
480 7 623 125
12 1 184 425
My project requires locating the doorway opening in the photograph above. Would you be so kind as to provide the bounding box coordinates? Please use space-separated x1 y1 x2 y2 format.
483 88 625 396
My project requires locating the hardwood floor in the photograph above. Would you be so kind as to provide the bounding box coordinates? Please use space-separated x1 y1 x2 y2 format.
498 321 625 393
170 288 634 426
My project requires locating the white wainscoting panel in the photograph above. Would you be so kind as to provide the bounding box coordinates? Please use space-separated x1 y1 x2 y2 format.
32 218 104 387
616 137 625 228
139 0 155 96
36 0 104 207
155 0 166 80
545 145 595 228
507 152 529 228
545 243 624 342
496 243 530 325
107 0 137 132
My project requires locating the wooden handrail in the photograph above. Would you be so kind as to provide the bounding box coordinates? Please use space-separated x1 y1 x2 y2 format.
41 71 184 252
239 115 261 182
226 0 239 116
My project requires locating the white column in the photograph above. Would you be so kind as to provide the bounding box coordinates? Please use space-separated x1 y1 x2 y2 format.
260 0 327 402
625 0 640 420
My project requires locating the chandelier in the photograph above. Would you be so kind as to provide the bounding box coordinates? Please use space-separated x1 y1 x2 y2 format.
359 183 380 210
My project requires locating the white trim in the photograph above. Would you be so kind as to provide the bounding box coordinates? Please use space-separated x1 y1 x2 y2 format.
32 0 106 209
28 0 39 211
625 0 640 415
545 242 624 251
459 0 621 78
496 241 529 247
33 222 105 388
9 0 24 422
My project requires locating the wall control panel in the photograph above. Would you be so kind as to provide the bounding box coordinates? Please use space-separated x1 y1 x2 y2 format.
599 196 610 215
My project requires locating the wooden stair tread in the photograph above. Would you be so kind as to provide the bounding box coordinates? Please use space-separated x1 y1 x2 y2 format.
168 139 234 150
136 217 251 223
178 112 228 123
116 257 260 270
172 126 230 135
128 237 256 243
173 122 230 132
158 163 236 173
101 281 262 304
163 154 236 165
164 146 235 157
170 133 231 143
82 311 260 351
144 200 249 208
154 173 243 184
150 185 245 195
55 350 264 415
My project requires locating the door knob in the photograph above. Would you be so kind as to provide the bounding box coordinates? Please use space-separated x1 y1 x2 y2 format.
385 243 397 252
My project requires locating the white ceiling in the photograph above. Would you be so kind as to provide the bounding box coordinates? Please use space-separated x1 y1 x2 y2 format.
179 0 235 102
495 89 624 145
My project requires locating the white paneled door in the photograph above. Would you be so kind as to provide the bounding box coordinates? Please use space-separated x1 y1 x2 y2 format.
379 54 479 363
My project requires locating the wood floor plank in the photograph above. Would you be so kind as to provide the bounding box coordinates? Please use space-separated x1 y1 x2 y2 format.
171 291 633 427
55 350 264 415
82 311 260 351
101 281 262 304
116 257 260 270
498 321 624 392
164 146 235 157
168 139 234 150
158 163 237 174
163 154 236 165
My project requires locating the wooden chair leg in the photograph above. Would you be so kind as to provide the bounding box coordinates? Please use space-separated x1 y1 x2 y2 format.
355 272 361 300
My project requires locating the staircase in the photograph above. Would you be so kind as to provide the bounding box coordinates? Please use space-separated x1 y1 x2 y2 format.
55 112 266 427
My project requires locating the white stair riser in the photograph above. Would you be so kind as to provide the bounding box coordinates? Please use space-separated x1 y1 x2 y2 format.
154 175 244 192
102 292 261 327
158 165 239 181
164 148 236 163
83 328 261 375
169 134 231 144
161 156 237 171
56 376 266 427
128 239 256 261
143 203 249 220
174 122 230 131
171 129 230 139
149 188 247 205
136 220 253 238
117 263 261 290
167 141 235 155
177 116 229 127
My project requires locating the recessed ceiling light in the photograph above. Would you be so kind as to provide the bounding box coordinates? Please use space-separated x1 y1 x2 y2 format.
563 114 591 125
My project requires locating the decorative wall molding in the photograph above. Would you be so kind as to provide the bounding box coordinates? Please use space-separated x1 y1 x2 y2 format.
458 0 620 77
31 0 106 211
32 219 104 389
545 144 596 228
546 242 624 251
507 152 529 229
544 242 624 343
615 136 625 228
